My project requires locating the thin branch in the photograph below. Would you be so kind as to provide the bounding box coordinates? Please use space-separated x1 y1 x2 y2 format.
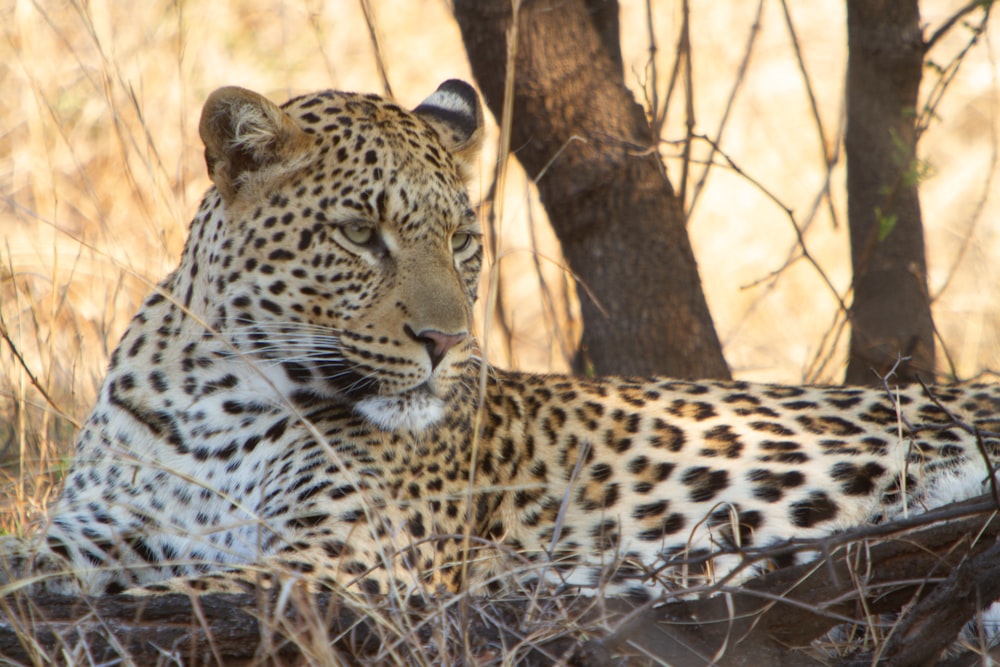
918 8 992 139
678 0 694 207
358 0 392 98
687 0 764 217
681 135 851 320
779 0 841 231
924 0 993 54
0 300 64 423
658 0 685 136
928 15 999 306
643 0 663 138
525 189 577 368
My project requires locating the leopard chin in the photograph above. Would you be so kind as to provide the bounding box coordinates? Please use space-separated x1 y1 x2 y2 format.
353 386 446 432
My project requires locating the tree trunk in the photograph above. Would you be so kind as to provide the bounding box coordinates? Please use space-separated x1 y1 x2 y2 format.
845 0 935 385
453 0 730 380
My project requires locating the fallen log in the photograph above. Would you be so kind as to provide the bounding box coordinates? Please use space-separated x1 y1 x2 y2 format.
1 497 998 666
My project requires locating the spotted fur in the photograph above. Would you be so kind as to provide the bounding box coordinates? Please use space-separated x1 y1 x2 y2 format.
12 81 1000 603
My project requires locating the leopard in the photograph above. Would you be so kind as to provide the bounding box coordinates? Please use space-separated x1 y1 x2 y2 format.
8 80 1000 616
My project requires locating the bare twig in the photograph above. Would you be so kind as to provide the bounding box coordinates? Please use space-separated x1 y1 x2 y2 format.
929 34 999 307
918 7 992 139
677 0 694 207
687 0 764 217
924 0 993 54
642 0 662 138
0 300 65 423
359 0 393 98
683 135 850 321
779 0 840 231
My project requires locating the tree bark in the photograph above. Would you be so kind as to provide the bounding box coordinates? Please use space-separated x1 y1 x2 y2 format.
845 0 935 385
453 0 730 379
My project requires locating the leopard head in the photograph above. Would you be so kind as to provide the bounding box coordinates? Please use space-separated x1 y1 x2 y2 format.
190 80 484 431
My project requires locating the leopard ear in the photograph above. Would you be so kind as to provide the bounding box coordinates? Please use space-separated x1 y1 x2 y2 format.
199 86 310 202
413 80 483 182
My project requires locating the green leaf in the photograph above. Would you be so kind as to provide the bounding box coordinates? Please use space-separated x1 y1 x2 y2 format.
876 207 898 242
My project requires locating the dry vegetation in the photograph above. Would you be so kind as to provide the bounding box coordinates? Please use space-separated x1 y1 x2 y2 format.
2 0 1000 664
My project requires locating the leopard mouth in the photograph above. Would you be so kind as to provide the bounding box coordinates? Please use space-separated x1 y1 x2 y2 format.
311 356 444 431
317 361 379 399
312 357 439 404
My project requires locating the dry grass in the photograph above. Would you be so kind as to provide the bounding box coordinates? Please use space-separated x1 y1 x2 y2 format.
1 0 999 664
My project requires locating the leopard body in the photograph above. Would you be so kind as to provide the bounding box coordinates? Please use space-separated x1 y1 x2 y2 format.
19 81 1000 604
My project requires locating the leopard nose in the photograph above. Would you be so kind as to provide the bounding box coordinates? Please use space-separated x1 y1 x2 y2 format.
406 326 467 370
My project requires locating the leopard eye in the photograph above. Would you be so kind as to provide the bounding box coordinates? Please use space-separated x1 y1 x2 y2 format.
342 223 375 246
450 231 474 252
